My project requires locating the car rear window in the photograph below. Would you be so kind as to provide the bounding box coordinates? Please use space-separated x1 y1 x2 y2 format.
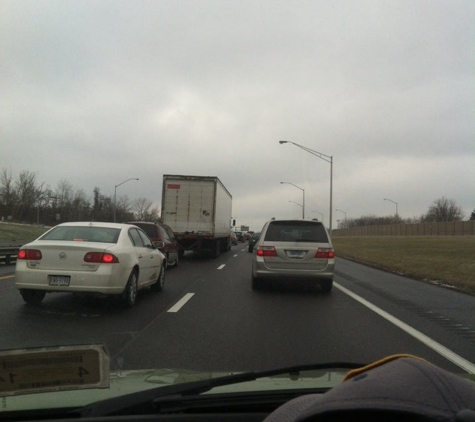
131 223 158 239
40 226 120 243
264 221 328 243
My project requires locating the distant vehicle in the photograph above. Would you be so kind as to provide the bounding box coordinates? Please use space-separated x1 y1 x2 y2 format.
234 231 244 242
230 232 238 245
126 221 179 267
248 232 260 252
252 219 334 292
15 222 166 307
161 175 234 258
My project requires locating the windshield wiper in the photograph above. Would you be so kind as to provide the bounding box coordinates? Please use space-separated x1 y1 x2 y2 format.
78 362 364 417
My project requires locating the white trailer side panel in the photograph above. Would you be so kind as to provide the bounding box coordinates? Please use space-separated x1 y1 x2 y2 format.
214 178 233 237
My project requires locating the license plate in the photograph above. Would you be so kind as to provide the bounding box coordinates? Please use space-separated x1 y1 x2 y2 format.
286 250 306 258
48 275 71 286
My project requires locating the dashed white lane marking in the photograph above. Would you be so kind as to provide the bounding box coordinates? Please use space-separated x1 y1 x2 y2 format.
335 282 475 374
217 264 225 270
167 293 195 313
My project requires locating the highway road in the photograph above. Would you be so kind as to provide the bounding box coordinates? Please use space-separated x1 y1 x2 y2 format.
1 244 474 375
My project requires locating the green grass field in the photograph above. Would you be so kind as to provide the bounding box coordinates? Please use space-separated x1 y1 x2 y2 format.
0 223 49 244
1 224 474 296
332 236 475 296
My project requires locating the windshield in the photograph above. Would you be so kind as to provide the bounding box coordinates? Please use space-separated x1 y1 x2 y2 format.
1 0 474 416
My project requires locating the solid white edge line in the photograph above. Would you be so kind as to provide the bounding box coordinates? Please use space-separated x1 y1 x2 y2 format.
217 264 226 270
334 282 475 374
167 293 195 313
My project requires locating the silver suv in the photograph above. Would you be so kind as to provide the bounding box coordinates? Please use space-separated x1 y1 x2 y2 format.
251 219 334 292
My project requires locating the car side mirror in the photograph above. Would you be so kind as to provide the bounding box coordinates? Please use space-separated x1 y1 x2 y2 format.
154 241 165 249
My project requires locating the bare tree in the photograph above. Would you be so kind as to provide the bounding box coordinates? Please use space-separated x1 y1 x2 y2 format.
91 187 115 222
0 168 17 220
422 197 465 222
15 171 44 221
115 195 134 222
71 188 90 221
54 179 74 222
0 169 163 224
132 197 154 220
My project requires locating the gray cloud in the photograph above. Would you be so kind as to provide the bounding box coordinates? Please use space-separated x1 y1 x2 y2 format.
1 0 474 231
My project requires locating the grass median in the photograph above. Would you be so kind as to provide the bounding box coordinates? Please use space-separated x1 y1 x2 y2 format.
332 236 475 296
0 223 49 244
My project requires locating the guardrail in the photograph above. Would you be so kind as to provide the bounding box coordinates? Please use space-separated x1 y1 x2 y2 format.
0 243 23 266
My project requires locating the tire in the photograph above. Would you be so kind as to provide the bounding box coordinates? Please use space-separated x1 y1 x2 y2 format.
20 289 45 305
212 239 221 258
320 279 333 293
151 265 165 292
173 253 179 267
252 275 262 290
123 270 138 307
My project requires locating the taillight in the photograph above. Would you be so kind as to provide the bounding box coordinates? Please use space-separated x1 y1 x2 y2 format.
315 248 334 259
256 246 277 257
84 252 119 263
17 249 42 260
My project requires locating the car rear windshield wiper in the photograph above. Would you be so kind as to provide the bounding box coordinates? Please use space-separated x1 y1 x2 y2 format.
78 362 364 417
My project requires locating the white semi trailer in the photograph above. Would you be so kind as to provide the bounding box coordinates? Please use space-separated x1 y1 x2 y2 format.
161 175 234 258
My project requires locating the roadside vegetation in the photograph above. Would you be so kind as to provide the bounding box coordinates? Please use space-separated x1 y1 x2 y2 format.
332 236 475 296
0 223 48 244
1 168 473 227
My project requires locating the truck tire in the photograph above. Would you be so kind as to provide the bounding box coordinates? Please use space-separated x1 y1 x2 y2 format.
212 239 221 258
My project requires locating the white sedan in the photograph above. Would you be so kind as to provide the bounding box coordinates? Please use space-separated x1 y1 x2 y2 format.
15 222 166 307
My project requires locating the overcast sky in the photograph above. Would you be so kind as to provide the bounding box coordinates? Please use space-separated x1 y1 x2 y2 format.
2 0 474 231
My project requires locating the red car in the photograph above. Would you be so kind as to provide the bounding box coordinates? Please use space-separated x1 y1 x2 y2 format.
126 221 180 267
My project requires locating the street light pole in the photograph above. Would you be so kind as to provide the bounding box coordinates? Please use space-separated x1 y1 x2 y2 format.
384 198 398 216
114 178 139 222
311 210 324 221
279 141 333 231
336 208 347 222
280 182 305 219
288 200 304 217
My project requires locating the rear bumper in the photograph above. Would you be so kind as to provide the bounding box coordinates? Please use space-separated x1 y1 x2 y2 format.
15 263 129 295
252 259 334 281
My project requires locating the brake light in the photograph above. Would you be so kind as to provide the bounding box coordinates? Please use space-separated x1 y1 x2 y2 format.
17 249 42 260
84 252 119 263
256 246 277 257
315 248 334 259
